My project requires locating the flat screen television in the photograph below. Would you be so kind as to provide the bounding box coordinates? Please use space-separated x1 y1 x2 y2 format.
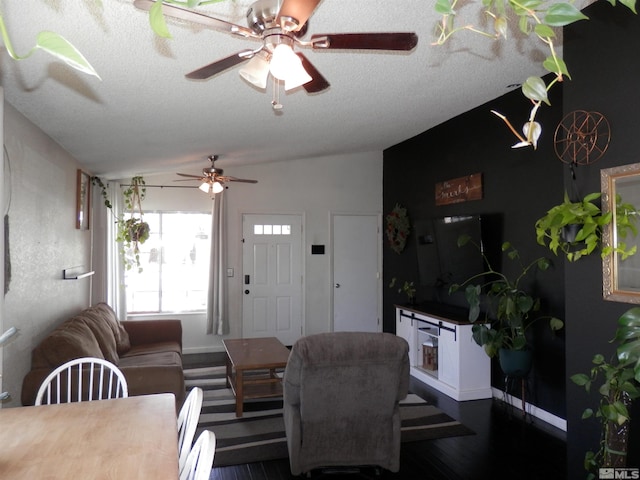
415 215 485 287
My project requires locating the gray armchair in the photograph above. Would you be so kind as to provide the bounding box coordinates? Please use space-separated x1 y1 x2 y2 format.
283 332 410 476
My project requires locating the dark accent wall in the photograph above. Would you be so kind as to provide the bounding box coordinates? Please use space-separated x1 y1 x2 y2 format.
383 76 566 418
563 1 640 477
383 2 640 477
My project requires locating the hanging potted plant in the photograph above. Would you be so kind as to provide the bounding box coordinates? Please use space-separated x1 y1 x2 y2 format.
117 176 149 271
534 191 638 262
570 307 640 477
92 175 150 272
449 236 564 376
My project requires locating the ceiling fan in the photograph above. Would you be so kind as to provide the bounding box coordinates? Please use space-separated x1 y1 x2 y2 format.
176 155 258 195
134 0 418 98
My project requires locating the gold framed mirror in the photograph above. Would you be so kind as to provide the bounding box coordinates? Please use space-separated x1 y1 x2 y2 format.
601 162 640 303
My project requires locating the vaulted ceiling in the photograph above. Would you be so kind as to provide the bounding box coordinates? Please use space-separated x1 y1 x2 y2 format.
1 0 592 179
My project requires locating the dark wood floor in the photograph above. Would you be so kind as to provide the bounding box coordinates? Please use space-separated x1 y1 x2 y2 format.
206 373 567 480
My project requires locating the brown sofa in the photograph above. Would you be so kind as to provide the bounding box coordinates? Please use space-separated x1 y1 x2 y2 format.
21 302 185 407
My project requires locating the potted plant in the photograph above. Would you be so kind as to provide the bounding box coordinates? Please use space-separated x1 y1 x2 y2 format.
389 277 417 304
570 307 640 478
92 175 150 272
449 235 564 375
535 192 638 262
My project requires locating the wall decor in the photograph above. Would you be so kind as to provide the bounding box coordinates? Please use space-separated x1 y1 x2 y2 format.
601 162 640 304
435 173 483 206
76 169 91 230
386 203 410 254
554 110 610 165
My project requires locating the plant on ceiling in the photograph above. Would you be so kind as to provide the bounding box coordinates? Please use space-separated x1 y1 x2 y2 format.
449 235 563 375
433 0 637 149
535 191 639 262
0 7 99 78
143 0 230 38
570 307 640 478
92 175 150 272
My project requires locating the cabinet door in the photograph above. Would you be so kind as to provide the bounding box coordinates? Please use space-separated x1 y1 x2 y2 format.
396 311 416 366
437 327 458 387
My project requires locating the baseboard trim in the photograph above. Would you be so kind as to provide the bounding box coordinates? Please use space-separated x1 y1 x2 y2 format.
491 387 567 432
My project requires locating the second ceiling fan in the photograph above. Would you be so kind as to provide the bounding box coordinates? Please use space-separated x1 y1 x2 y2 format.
134 0 419 95
176 155 257 195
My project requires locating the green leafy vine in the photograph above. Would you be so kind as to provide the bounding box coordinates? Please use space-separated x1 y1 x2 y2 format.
0 8 99 78
433 0 636 149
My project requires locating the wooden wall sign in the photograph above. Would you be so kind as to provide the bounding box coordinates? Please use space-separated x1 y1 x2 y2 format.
435 173 483 206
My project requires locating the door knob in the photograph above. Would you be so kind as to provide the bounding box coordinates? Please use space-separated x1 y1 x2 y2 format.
244 289 250 294
335 283 341 288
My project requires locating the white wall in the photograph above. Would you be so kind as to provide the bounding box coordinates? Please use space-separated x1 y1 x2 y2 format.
130 152 383 353
224 152 383 343
2 102 92 408
0 102 383 407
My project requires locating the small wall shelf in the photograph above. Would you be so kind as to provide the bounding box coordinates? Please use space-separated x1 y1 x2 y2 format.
63 267 95 280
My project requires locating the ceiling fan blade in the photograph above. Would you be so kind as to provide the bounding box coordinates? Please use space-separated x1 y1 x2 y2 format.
222 176 258 184
297 53 330 93
276 0 321 31
186 50 254 80
133 0 259 38
176 173 205 179
310 33 418 51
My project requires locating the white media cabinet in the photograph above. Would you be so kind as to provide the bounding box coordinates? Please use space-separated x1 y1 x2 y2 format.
395 304 491 401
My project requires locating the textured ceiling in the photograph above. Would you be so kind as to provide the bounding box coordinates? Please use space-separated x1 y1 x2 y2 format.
0 0 592 179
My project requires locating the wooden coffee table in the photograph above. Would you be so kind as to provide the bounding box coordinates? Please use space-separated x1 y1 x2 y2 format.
223 337 291 417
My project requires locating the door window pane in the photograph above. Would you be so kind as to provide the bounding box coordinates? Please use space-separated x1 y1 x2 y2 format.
252 224 291 235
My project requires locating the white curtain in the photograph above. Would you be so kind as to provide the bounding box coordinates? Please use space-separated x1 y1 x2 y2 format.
206 191 227 334
104 182 127 320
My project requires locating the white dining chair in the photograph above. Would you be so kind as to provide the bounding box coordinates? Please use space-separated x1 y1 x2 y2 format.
35 356 128 406
178 387 204 472
179 430 216 480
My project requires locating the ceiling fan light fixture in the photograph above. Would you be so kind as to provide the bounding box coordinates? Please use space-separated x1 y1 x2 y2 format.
199 181 211 193
269 44 311 89
239 51 270 89
212 181 225 194
283 61 312 91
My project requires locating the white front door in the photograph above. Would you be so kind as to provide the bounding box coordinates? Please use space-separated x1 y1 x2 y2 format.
242 214 303 346
332 214 381 332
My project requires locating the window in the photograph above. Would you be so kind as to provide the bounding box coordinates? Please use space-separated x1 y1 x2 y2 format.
253 224 291 235
125 211 212 314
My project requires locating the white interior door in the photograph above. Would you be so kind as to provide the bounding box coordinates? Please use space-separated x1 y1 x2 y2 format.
242 214 303 346
332 214 381 332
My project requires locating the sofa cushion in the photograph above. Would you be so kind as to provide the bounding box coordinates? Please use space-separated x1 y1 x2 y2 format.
118 351 185 403
32 319 104 368
93 302 131 354
120 341 182 359
78 310 119 364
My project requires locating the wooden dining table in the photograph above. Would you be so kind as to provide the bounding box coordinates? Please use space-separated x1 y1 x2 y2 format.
0 393 179 479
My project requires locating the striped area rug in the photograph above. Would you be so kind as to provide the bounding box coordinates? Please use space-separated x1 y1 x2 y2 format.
184 366 475 468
